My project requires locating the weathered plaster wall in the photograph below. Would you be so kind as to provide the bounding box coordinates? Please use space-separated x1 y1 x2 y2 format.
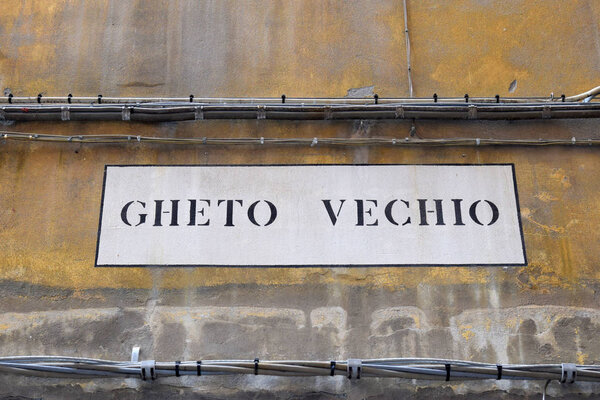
1 1 600 398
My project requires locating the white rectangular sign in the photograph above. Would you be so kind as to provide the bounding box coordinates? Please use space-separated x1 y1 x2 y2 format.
96 164 526 267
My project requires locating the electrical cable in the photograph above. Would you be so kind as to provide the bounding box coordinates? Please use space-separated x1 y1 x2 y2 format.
0 356 598 383
402 0 413 98
1 102 600 121
565 85 600 102
1 131 599 147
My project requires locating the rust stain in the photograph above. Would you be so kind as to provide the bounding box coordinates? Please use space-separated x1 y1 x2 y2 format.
521 208 565 234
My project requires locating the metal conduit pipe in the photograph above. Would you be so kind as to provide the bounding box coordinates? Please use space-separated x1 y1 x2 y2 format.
1 83 600 106
1 83 599 105
2 102 600 121
0 96 568 104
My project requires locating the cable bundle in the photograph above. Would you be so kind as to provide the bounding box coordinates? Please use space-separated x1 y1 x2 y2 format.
0 356 598 383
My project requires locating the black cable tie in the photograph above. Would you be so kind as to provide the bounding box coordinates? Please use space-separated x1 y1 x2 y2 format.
97 94 102 104
348 366 352 379
141 368 146 381
281 94 286 104
197 360 202 376
7 93 12 104
495 94 500 103
37 93 42 104
374 94 379 104
433 93 438 103
330 361 336 376
150 367 155 380
496 364 502 380
445 364 451 381
254 358 259 375
464 94 469 103
561 94 565 102
67 94 72 104
190 94 194 103
175 360 180 377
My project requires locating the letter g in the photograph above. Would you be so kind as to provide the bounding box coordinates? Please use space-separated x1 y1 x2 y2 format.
121 201 147 226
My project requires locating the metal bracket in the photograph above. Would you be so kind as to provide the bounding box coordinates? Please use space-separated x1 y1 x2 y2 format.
194 106 204 120
395 106 405 119
468 104 477 120
347 359 362 380
542 105 552 119
121 107 131 121
560 363 577 384
140 360 157 381
132 346 156 381
61 106 70 121
257 105 266 120
131 346 140 362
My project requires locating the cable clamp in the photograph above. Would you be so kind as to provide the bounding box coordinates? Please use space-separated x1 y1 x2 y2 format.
122 106 131 121
311 137 318 147
140 360 156 381
542 105 551 119
195 106 204 120
347 359 361 380
571 137 576 145
254 358 259 375
475 138 481 146
257 105 266 120
560 363 577 384
395 106 405 119
330 361 336 376
61 106 70 121
468 104 477 120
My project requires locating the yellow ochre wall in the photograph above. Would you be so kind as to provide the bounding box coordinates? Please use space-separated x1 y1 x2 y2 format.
1 1 600 399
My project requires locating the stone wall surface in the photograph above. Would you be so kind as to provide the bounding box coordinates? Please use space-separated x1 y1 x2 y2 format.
1 1 600 398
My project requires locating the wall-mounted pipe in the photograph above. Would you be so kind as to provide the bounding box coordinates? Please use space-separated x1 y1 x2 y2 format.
1 102 600 121
0 95 595 105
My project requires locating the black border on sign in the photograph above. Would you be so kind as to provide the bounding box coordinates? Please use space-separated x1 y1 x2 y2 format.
94 164 528 268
